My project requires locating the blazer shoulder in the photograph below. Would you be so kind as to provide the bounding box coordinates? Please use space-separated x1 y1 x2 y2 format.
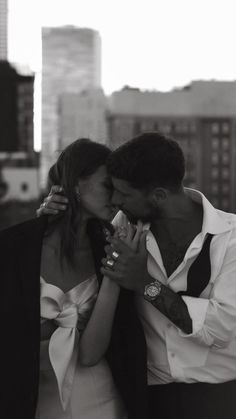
0 216 48 245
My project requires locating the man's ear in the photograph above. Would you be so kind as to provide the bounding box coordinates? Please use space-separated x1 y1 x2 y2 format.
150 187 168 208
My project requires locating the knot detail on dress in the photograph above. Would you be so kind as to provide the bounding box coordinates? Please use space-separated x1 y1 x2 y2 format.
40 277 98 410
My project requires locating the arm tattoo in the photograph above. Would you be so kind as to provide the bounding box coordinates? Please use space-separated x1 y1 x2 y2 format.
151 283 192 334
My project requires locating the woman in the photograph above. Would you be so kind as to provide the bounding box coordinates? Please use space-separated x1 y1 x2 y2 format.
1 138 137 419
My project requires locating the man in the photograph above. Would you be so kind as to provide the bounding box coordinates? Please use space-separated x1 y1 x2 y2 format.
41 132 236 419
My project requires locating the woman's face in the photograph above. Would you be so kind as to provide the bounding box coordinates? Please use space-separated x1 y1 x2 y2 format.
78 165 114 221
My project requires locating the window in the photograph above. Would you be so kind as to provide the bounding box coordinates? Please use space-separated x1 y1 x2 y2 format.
211 168 219 179
222 168 229 179
222 137 229 150
211 123 219 134
211 183 219 194
222 153 230 165
211 152 219 164
222 122 230 134
222 183 230 194
212 137 219 149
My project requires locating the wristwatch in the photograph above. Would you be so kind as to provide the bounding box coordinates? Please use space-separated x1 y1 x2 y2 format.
143 280 162 302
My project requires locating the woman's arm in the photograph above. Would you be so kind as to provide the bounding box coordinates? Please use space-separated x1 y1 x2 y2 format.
78 276 120 366
78 222 144 366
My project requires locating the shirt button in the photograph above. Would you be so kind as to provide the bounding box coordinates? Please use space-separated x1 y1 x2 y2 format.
170 353 175 358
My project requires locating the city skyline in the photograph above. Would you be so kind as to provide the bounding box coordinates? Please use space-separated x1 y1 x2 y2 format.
8 0 236 94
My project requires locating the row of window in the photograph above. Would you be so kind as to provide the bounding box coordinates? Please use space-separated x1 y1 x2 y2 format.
211 183 230 194
211 137 230 149
211 122 230 135
211 152 230 164
211 167 230 179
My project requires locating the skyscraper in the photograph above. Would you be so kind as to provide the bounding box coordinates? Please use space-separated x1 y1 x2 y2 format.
41 26 101 187
0 0 8 60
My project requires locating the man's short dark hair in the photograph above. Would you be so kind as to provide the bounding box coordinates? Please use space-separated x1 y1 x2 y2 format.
107 131 185 192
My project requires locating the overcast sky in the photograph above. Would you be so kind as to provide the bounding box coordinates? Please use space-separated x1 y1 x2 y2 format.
8 0 236 94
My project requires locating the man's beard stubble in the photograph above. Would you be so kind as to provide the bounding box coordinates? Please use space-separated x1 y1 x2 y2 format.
124 202 162 225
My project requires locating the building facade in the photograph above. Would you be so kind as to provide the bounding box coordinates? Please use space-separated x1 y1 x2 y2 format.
41 26 101 187
58 88 108 149
0 61 34 153
107 83 236 212
0 61 38 202
0 0 8 60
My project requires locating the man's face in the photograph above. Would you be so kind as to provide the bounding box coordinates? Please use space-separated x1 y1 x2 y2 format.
111 177 159 223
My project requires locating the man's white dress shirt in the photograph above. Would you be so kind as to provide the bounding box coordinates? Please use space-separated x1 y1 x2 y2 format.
113 189 236 385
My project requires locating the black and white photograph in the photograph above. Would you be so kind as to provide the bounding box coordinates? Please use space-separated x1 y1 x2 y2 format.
1 1 236 418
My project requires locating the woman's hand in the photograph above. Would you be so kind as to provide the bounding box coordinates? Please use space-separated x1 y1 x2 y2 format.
36 185 68 217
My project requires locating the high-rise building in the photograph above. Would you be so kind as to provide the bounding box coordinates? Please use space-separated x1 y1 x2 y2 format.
0 0 8 60
58 88 108 149
107 82 236 212
41 26 101 187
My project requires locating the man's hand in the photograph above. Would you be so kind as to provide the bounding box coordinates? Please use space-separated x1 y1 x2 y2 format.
101 229 151 294
102 225 192 333
36 185 68 217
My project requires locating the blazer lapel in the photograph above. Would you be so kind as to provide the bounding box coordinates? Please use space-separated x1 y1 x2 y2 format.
19 217 48 338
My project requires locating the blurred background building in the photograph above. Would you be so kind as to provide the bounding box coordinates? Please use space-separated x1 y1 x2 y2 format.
41 26 102 187
0 1 39 228
0 0 8 60
58 88 108 149
1 0 236 229
107 82 236 212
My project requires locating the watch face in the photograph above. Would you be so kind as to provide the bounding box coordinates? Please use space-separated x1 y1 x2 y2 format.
147 284 160 297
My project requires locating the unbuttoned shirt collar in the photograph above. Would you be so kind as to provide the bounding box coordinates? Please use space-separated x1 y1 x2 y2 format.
140 188 233 282
141 188 233 237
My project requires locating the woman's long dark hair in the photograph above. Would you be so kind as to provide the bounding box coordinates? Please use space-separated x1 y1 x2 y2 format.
46 138 111 267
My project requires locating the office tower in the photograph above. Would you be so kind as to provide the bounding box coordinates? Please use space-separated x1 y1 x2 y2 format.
41 26 101 187
0 0 8 60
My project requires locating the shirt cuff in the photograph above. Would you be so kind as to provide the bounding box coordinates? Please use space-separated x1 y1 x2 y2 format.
179 296 209 337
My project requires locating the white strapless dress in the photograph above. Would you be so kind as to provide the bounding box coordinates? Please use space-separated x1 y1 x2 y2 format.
35 275 127 419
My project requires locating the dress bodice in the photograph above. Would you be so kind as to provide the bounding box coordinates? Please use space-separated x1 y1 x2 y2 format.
40 275 98 410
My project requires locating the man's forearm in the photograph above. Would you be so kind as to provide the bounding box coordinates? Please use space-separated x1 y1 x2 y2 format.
148 281 192 334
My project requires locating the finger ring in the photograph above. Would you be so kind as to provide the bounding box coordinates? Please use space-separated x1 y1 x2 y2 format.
106 259 115 268
42 202 47 208
111 251 119 260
